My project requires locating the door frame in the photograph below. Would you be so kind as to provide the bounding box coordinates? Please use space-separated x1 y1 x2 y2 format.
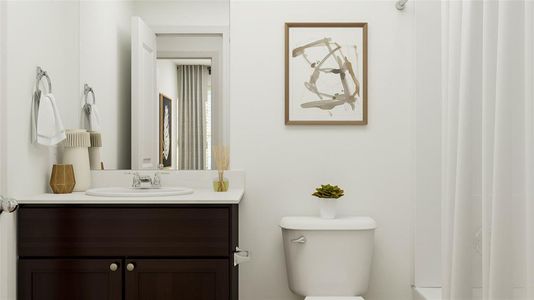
131 17 158 170
152 25 231 155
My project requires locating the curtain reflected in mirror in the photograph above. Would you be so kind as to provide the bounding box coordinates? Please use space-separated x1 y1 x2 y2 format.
177 64 211 170
157 59 213 170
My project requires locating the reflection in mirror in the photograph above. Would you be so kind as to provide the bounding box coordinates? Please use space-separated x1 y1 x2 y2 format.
157 58 213 170
80 1 229 171
132 31 225 170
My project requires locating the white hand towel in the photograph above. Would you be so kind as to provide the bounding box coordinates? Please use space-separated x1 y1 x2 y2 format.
36 93 66 146
82 103 101 132
31 90 41 143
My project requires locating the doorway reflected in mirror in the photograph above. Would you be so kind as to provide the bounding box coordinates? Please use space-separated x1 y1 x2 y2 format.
157 59 213 170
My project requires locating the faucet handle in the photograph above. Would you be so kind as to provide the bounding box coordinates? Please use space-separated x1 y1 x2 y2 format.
152 172 169 188
131 172 141 188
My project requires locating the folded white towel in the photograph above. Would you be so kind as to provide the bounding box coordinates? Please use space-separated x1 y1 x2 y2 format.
33 93 66 146
82 103 101 132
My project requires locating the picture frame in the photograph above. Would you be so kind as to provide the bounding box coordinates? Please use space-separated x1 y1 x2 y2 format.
285 23 368 125
159 93 172 168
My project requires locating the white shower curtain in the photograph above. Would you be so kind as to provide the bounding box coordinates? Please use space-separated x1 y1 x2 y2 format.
442 1 534 299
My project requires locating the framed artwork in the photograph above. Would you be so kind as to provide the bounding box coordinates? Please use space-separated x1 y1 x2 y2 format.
285 23 368 125
159 93 172 168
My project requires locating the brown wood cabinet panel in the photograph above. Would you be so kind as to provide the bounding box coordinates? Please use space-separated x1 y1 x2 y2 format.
18 259 122 300
18 206 230 257
125 259 229 300
17 204 240 299
229 205 239 300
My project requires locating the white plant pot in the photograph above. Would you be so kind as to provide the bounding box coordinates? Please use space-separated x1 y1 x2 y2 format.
318 198 337 219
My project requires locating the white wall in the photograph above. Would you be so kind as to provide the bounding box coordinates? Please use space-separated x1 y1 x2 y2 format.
414 0 442 288
157 60 179 169
2 2 80 299
157 60 178 112
0 3 13 299
1 2 424 300
80 1 133 170
0 0 6 196
5 1 80 197
230 1 416 300
157 35 223 53
132 0 229 27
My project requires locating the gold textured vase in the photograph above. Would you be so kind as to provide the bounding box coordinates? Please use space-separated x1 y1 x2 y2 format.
212 178 229 192
50 164 76 194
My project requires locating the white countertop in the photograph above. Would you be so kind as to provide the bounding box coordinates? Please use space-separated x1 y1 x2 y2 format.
19 188 244 204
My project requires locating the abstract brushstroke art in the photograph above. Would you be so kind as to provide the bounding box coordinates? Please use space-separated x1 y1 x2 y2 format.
159 93 172 168
285 23 368 125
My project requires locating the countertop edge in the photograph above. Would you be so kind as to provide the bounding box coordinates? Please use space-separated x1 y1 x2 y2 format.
17 189 245 205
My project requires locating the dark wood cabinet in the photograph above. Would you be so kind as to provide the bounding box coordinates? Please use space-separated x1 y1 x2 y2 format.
126 259 229 300
18 259 122 300
17 205 239 300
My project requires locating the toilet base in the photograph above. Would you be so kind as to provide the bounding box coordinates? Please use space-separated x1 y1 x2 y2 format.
305 297 365 300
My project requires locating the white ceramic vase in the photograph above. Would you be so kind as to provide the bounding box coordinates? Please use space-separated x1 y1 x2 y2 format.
61 129 91 192
318 198 337 219
88 131 103 170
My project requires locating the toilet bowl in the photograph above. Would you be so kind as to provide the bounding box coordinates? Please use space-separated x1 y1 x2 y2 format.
280 216 376 299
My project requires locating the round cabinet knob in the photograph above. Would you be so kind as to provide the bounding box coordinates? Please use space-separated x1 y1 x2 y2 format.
127 263 135 272
109 263 118 272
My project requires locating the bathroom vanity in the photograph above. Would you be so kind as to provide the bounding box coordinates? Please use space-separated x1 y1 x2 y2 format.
16 171 245 300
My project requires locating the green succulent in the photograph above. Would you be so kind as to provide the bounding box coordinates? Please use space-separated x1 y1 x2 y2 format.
312 184 344 199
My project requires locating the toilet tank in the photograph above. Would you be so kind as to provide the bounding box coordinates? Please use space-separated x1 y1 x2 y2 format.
280 216 376 297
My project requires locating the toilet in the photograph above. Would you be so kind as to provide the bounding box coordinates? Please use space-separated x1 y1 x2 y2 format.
280 216 376 300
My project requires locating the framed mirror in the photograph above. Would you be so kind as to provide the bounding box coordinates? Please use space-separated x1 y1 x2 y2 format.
80 1 230 171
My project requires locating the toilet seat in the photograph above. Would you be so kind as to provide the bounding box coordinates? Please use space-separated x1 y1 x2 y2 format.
305 297 364 300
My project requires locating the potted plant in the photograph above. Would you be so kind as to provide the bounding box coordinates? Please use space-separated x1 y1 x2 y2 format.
312 184 344 219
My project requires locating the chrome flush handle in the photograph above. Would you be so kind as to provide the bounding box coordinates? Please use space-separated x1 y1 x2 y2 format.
291 236 306 244
234 247 250 266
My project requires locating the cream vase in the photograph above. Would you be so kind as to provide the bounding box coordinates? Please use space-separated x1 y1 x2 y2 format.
62 129 91 191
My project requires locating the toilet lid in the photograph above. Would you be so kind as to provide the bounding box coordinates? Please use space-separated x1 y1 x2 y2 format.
305 297 364 300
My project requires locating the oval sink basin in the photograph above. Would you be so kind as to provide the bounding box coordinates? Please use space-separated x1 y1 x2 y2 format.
86 187 194 197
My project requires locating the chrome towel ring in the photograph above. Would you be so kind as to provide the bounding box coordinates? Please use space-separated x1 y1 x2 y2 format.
83 83 96 114
396 0 408 10
35 66 52 93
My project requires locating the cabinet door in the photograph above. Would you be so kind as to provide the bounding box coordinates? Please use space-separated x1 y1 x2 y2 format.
19 259 122 300
125 259 229 300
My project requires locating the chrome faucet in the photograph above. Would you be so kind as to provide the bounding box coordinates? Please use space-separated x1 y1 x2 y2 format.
131 172 165 188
